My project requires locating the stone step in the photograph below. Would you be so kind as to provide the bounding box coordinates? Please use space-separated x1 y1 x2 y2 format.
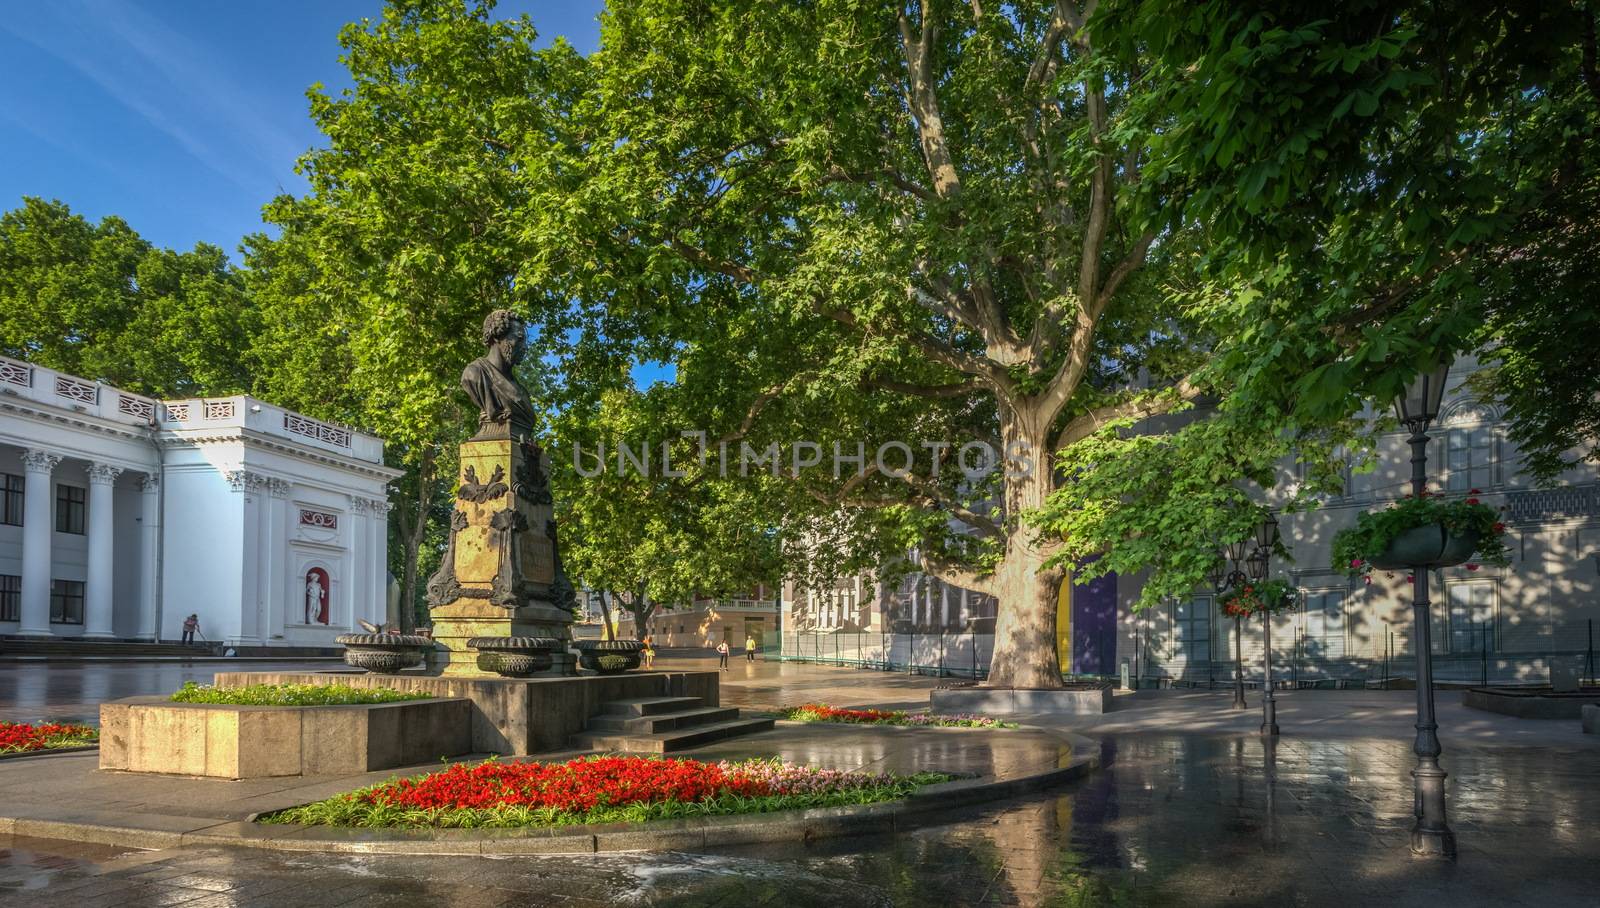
601 697 704 718
572 716 777 754
585 706 741 734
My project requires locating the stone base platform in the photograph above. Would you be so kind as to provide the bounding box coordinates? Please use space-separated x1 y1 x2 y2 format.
1462 687 1600 720
931 683 1113 716
213 670 720 755
98 696 472 779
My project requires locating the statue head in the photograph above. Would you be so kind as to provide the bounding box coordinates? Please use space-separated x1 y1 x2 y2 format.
481 309 527 367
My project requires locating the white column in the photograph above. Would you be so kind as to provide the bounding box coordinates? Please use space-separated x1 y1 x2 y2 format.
371 498 390 627
135 473 160 640
83 463 122 639
17 450 60 637
264 479 290 640
940 582 951 628
350 496 371 631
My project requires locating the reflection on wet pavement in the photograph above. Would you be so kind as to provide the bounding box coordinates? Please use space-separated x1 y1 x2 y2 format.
3 732 1596 906
0 661 337 725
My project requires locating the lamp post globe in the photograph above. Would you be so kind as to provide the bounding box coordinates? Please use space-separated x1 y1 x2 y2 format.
1394 356 1458 859
1245 548 1269 582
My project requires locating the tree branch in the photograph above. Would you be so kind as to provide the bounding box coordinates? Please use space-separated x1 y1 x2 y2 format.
1052 378 1202 450
898 4 962 199
918 549 997 596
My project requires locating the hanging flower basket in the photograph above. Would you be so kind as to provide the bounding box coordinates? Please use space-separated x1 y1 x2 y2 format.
1332 490 1509 579
1367 524 1479 570
1221 579 1301 619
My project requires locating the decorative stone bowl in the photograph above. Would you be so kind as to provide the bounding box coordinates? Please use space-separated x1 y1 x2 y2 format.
335 633 433 674
572 639 645 675
468 636 563 678
1369 524 1478 571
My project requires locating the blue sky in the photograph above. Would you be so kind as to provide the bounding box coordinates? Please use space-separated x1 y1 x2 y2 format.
0 1 603 253
0 1 683 385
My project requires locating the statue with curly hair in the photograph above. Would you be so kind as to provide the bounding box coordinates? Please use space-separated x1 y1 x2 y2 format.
461 309 537 436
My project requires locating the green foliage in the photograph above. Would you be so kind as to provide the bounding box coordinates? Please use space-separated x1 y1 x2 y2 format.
0 197 258 397
169 682 433 706
1329 492 1511 578
261 769 951 828
1100 1 1600 468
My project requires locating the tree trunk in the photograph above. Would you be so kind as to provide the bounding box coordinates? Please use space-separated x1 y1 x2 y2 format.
985 402 1066 689
599 591 617 641
397 449 435 633
623 586 656 641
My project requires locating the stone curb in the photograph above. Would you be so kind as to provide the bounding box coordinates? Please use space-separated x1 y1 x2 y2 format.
0 730 1098 855
0 744 99 762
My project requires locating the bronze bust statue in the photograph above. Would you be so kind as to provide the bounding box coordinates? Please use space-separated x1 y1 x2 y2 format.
462 309 537 437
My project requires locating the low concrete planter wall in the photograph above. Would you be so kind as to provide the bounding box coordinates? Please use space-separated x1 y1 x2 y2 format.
211 670 721 755
930 684 1112 716
99 696 472 779
1461 688 1600 720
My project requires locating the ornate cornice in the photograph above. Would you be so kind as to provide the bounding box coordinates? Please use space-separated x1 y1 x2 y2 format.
138 472 160 493
225 469 269 493
86 463 124 485
268 477 293 499
349 495 392 515
160 426 402 482
20 449 61 474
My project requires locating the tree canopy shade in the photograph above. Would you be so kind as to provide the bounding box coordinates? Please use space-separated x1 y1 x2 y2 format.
499 0 1276 689
1106 0 1600 478
0 197 258 399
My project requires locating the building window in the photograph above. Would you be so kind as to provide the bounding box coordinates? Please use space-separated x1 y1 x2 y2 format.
1302 590 1346 659
50 579 84 624
1446 427 1499 492
0 574 19 621
1446 582 1495 653
1172 596 1212 665
2 473 22 526
55 484 86 534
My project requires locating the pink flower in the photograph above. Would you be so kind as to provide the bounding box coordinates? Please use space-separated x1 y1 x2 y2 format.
1350 558 1363 568
1466 498 1480 505
1363 576 1372 585
1492 522 1506 533
1406 574 1415 583
1466 563 1479 571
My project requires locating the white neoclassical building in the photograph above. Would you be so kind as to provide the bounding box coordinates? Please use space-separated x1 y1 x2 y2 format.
0 355 401 648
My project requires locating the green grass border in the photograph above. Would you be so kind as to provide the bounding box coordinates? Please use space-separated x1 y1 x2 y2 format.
169 681 433 706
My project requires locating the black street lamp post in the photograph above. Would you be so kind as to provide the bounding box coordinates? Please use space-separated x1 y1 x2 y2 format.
1394 360 1457 859
1247 528 1279 737
1209 551 1249 710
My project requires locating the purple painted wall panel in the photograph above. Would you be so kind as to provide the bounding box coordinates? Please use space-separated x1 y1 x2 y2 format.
1072 570 1117 675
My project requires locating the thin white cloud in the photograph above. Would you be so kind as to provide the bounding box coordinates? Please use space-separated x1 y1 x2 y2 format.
0 1 307 195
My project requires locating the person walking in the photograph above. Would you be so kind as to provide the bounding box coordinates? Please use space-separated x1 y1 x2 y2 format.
716 639 730 670
745 634 758 662
181 614 199 645
641 635 655 670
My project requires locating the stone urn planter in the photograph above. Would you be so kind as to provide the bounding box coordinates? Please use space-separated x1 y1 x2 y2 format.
335 633 433 674
467 636 562 677
572 639 645 674
1368 524 1479 571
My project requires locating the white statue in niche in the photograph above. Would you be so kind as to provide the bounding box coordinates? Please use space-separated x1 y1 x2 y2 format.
305 569 329 625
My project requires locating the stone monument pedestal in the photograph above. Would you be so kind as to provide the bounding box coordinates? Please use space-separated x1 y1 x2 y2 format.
430 601 576 677
425 428 578 678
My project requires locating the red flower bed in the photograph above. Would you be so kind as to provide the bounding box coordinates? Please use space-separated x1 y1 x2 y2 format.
362 756 772 812
788 704 901 723
0 721 98 753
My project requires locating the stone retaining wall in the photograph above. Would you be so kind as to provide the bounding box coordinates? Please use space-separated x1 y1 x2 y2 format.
211 670 720 755
98 696 472 779
930 684 1112 716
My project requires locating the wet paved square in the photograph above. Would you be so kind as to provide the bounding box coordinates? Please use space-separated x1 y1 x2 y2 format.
3 732 1596 906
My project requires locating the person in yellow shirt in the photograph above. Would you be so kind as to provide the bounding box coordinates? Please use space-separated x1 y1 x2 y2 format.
744 634 758 662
